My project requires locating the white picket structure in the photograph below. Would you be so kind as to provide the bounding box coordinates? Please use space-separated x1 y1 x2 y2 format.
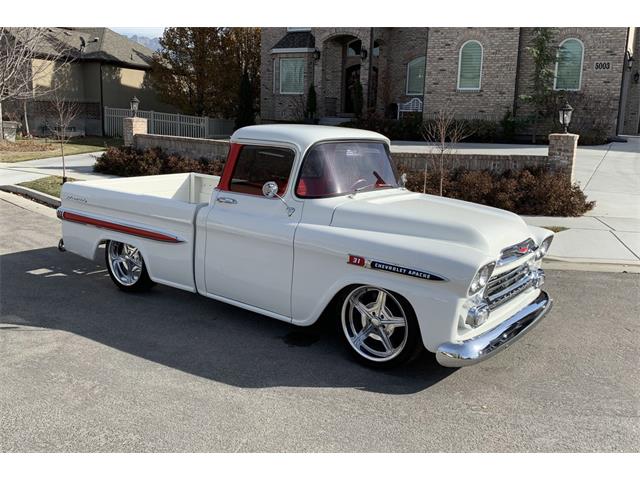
104 107 234 138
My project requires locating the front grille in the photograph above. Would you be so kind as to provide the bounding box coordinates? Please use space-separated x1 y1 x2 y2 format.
485 263 534 310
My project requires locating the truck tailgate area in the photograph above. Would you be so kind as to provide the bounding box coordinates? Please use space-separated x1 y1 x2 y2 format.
58 173 219 292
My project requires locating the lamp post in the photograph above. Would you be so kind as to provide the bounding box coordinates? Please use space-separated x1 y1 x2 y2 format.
559 101 573 134
130 96 140 117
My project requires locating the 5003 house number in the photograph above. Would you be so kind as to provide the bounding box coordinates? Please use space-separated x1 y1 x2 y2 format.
594 62 611 70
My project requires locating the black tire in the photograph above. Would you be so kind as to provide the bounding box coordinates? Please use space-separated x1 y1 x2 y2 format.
105 240 155 293
336 285 423 368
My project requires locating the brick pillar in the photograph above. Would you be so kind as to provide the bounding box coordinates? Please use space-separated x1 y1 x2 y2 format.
548 133 579 182
123 117 148 147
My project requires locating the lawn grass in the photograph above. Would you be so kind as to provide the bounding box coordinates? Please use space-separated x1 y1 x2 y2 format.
542 226 569 233
0 136 122 163
18 176 76 198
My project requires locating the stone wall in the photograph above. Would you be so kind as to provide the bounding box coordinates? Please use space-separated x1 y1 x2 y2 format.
133 134 230 161
392 152 554 175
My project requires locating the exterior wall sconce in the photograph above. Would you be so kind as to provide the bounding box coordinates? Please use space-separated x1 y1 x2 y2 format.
360 48 368 61
313 48 321 61
626 52 634 71
634 71 640 84
559 100 574 133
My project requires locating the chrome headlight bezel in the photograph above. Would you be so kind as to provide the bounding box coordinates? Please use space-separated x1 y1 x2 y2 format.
535 236 554 260
468 262 496 296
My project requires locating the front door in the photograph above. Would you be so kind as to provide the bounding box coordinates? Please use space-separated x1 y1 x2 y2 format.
344 64 361 114
203 144 301 318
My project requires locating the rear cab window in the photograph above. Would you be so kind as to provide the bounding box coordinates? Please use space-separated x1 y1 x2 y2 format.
229 145 295 196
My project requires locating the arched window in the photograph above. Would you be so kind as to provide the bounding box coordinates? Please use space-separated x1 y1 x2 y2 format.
457 40 483 90
554 38 584 91
406 57 425 96
347 39 362 57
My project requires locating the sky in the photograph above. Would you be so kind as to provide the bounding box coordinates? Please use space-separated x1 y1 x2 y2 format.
111 27 165 38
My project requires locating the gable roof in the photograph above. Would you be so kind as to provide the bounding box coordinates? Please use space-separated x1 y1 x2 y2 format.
9 27 156 69
272 31 315 50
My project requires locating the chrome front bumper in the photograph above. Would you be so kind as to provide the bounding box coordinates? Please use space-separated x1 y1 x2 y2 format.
436 290 552 367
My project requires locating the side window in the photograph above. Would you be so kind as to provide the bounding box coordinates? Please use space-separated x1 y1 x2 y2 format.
457 40 483 90
554 38 584 91
229 145 295 196
406 57 425 96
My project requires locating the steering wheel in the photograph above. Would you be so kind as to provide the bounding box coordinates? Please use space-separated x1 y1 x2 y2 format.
350 178 368 190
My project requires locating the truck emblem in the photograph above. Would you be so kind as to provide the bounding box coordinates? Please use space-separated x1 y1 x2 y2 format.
348 255 447 282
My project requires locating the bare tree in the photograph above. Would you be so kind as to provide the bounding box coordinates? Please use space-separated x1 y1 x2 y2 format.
0 27 72 139
422 107 472 196
50 89 80 183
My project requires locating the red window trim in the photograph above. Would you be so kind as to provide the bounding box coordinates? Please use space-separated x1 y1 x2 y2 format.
217 142 242 192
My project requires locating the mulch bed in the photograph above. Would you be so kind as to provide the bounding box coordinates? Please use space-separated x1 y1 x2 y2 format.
0 139 57 152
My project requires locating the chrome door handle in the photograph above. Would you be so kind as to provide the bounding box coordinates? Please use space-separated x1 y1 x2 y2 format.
216 196 238 204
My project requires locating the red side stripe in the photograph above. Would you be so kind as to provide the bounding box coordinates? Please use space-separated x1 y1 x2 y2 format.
61 211 182 243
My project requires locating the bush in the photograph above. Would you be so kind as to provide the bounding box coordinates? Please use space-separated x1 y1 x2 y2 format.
94 146 225 177
344 114 423 140
400 166 595 217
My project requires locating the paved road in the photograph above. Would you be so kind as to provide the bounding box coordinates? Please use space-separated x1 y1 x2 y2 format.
0 193 638 452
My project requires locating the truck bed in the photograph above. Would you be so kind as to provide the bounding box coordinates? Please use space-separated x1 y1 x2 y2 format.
59 173 220 292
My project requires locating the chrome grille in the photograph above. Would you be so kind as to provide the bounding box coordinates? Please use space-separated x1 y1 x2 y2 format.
485 263 534 310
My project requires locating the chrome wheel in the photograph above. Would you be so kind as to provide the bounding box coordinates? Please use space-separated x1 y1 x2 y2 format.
341 286 409 362
107 241 143 286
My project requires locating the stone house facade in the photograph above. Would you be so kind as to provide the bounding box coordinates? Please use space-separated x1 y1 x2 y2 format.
261 27 640 137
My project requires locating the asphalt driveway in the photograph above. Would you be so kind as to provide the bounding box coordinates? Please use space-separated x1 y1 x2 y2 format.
0 193 638 452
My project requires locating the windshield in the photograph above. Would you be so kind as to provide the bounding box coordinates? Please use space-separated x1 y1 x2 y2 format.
295 142 400 198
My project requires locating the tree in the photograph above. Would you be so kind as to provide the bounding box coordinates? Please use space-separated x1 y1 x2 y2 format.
50 87 80 183
422 107 471 196
519 28 559 143
149 27 260 120
306 84 317 120
235 69 254 129
1 28 72 139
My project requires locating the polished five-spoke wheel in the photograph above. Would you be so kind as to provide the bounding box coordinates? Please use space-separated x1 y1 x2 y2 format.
340 285 422 367
105 240 155 292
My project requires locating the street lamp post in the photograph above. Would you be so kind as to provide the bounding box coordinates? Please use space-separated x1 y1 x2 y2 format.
130 96 140 117
559 101 574 134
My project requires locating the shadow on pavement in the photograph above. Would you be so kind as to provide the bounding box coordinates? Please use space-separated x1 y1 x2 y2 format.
0 247 454 394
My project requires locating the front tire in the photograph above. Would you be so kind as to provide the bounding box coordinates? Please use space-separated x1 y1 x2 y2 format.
105 240 155 292
339 285 423 368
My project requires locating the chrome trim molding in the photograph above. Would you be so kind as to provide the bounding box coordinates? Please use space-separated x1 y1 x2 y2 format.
497 238 537 267
436 290 552 367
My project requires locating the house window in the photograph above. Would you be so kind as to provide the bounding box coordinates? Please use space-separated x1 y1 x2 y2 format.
347 39 362 57
279 58 305 94
554 38 584 91
406 57 425 96
457 40 483 90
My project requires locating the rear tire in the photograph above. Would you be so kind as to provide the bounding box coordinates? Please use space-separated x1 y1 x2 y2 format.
105 240 155 292
337 285 423 368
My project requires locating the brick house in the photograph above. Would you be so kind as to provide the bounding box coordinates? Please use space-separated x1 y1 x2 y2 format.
261 27 640 137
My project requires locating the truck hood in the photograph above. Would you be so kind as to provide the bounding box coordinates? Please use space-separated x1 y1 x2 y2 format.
330 191 532 256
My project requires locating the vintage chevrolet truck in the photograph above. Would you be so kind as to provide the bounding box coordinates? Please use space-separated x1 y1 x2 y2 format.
58 125 553 368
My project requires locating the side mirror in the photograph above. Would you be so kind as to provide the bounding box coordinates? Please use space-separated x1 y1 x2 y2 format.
262 181 295 217
262 181 279 198
400 173 407 188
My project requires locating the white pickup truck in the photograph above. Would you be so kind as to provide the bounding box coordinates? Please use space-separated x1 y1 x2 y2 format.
58 124 553 368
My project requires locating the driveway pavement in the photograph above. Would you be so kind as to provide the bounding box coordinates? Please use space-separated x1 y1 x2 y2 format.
1 192 638 452
0 151 112 185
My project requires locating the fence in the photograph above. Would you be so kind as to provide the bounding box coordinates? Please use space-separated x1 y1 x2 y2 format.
104 107 234 139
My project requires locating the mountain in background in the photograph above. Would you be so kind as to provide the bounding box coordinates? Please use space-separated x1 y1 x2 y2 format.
128 35 161 52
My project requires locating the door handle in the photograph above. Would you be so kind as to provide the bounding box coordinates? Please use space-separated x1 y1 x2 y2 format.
216 196 238 205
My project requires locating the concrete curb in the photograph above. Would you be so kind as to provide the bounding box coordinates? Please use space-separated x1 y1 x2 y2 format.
0 184 60 208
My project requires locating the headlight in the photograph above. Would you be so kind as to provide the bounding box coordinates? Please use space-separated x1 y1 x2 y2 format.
535 236 554 260
468 262 495 296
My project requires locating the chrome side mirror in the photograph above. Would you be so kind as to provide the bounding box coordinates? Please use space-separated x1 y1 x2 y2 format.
400 173 407 188
262 181 295 217
262 181 279 198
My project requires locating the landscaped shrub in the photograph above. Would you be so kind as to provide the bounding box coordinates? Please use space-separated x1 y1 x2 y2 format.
94 146 225 177
400 166 595 217
344 114 423 140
